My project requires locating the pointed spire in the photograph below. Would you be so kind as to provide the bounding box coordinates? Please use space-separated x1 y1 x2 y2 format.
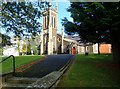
41 0 44 12
61 26 64 53
49 0 52 8
56 0 58 12
62 26 64 37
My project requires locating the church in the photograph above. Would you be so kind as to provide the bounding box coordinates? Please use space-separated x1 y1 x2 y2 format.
2 1 111 56
40 1 78 55
39 1 111 55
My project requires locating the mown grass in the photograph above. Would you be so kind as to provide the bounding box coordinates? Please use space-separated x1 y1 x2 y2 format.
57 54 120 88
0 55 44 74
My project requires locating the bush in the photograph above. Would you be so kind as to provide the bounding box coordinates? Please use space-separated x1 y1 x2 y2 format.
53 51 57 54
85 52 89 56
0 48 3 56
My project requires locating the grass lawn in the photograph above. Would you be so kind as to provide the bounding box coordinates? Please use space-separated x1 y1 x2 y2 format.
57 54 120 88
0 55 44 74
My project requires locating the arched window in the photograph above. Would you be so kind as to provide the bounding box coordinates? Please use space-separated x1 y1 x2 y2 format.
45 16 48 28
51 16 56 28
52 16 54 28
54 17 55 28
43 17 45 29
45 16 46 28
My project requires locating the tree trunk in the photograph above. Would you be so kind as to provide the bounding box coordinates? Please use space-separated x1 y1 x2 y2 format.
111 31 120 63
98 42 100 54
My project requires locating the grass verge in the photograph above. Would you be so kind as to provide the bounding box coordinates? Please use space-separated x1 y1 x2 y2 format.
57 54 120 88
0 55 44 74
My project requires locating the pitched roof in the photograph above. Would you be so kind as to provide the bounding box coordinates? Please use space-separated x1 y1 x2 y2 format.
65 35 81 41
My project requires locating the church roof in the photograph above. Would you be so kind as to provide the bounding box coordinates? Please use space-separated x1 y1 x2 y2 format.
64 38 78 44
65 35 81 41
57 34 88 46
57 33 62 37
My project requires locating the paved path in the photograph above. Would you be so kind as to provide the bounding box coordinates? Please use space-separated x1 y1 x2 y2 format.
15 54 74 78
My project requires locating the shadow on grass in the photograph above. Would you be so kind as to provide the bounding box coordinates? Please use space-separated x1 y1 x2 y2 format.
57 54 120 88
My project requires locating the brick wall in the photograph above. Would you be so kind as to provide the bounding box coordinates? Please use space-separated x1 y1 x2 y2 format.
100 44 112 53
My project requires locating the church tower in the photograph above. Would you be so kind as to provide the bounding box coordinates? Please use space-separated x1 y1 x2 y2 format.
41 1 58 55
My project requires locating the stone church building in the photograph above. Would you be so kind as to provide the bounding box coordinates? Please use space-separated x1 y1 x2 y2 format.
40 2 80 55
40 2 111 55
2 1 111 56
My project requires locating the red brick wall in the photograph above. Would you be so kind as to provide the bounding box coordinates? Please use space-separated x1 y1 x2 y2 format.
100 44 112 53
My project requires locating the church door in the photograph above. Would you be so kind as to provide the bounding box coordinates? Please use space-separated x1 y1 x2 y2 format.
72 47 76 54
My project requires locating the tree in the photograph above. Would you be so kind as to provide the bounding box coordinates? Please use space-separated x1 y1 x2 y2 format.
27 39 31 55
22 42 27 55
62 2 120 62
1 2 43 37
0 33 12 47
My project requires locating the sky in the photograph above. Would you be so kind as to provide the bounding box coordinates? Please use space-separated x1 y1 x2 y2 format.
57 2 73 34
43 1 73 34
1 1 73 36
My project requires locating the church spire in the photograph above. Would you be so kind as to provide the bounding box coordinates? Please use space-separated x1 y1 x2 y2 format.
42 0 58 55
55 0 58 12
61 26 64 53
49 0 52 8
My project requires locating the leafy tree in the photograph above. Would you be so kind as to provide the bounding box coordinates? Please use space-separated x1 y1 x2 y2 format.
22 42 27 55
1 2 43 37
17 39 20 55
0 33 12 47
62 2 120 62
27 39 31 55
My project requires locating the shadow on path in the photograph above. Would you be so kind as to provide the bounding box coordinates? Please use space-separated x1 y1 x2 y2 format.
15 54 74 78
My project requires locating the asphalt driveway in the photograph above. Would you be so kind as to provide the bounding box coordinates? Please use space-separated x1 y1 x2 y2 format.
15 54 74 78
